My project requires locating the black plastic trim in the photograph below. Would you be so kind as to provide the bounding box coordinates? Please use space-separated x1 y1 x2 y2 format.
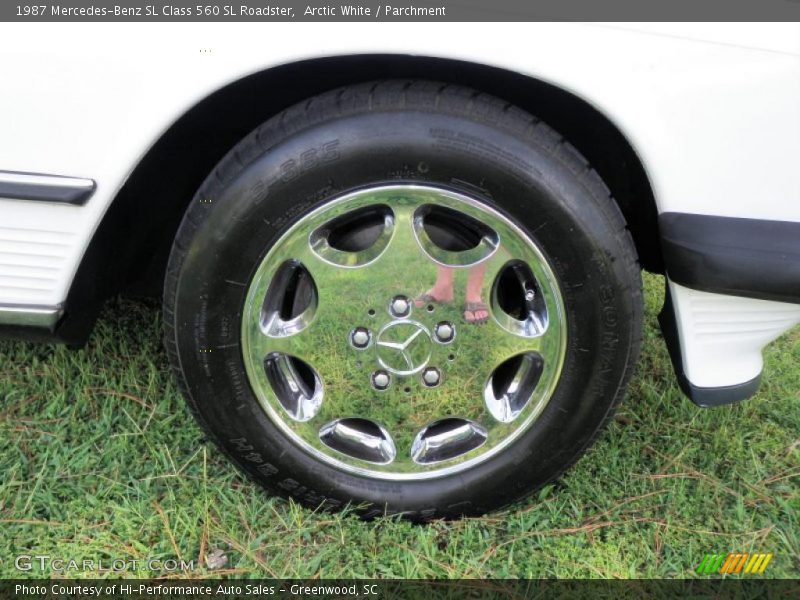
0 170 95 205
660 212 800 305
658 282 761 407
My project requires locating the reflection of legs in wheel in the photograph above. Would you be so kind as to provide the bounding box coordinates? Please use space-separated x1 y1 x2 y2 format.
464 262 489 324
415 266 455 307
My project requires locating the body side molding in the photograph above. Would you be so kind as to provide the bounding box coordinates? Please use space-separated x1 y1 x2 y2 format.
0 170 95 205
660 212 800 305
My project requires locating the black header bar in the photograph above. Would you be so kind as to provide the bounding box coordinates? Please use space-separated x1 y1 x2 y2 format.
3 0 800 21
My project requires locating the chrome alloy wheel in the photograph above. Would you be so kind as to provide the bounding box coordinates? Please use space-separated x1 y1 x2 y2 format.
241 185 567 480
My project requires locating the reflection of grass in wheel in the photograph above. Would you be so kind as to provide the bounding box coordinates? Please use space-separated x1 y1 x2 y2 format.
306 245 515 457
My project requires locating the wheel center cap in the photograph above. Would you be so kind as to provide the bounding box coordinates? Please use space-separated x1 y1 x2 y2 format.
376 321 431 375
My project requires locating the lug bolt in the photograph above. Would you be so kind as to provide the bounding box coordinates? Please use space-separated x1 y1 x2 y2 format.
351 327 371 349
434 321 455 343
372 370 391 390
390 295 411 318
422 367 441 387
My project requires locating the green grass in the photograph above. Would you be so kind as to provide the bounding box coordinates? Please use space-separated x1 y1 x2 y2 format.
1 273 798 579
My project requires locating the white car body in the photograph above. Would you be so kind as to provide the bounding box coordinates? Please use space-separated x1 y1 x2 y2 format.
1 22 799 400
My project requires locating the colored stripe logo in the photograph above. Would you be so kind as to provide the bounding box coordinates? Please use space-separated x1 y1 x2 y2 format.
696 553 773 575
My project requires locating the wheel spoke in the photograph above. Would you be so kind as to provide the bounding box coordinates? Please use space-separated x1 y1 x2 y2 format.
383 203 428 264
248 318 330 368
296 242 356 297
481 318 545 367
480 247 514 296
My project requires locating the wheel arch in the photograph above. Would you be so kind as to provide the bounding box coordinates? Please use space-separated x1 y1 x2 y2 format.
61 54 661 343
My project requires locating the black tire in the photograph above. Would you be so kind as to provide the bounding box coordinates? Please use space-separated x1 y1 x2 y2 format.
163 81 642 520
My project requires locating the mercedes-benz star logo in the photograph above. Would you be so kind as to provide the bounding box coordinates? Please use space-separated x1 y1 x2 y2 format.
376 321 432 375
